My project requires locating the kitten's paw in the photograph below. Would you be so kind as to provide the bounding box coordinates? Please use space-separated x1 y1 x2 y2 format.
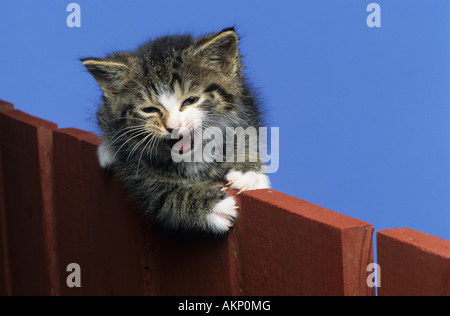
225 170 271 194
97 142 115 169
206 196 238 234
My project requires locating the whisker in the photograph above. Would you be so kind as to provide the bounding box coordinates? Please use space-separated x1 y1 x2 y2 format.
127 130 153 162
110 126 147 146
102 116 148 125
136 134 154 175
111 128 148 163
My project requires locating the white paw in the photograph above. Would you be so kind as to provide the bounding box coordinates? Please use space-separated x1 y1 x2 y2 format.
97 141 116 169
206 196 238 233
225 170 271 193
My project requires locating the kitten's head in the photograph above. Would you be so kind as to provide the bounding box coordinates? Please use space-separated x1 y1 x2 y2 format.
82 28 248 158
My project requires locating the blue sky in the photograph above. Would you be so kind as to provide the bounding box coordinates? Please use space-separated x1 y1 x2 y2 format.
1 0 449 241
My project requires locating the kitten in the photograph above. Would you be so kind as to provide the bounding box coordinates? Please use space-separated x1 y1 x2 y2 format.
82 28 270 234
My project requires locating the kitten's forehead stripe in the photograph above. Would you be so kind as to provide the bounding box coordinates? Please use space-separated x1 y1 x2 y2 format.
170 73 181 90
204 83 235 104
148 80 158 97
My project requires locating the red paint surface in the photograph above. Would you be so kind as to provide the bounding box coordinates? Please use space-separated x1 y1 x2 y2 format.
0 103 13 296
0 103 448 296
377 228 450 296
52 128 146 296
235 189 374 296
0 110 57 295
0 100 13 111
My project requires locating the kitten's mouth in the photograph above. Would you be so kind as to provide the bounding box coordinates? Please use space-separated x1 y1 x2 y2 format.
169 130 197 154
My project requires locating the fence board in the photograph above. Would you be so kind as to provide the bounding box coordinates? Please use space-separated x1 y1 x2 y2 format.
235 189 374 296
377 228 450 296
0 110 57 295
0 100 13 111
0 101 14 296
52 128 245 296
146 225 241 296
52 128 149 296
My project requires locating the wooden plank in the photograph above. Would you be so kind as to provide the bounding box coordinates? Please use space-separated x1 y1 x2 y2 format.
0 110 57 295
138 190 241 296
0 100 13 111
52 128 240 296
52 128 148 296
377 228 450 296
235 189 374 296
0 102 13 296
146 227 240 296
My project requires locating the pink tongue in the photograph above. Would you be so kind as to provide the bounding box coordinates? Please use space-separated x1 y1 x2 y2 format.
173 134 192 152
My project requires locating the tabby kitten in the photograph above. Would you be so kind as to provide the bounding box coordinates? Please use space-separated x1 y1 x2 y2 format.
82 28 270 234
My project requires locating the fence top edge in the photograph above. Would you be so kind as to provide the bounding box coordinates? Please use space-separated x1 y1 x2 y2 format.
377 227 450 258
241 189 373 231
0 99 14 110
55 128 102 146
0 109 57 130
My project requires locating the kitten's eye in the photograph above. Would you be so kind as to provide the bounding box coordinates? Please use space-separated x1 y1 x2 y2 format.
181 97 199 108
141 107 161 115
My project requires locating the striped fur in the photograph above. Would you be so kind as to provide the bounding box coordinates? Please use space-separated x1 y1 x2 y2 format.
82 28 268 234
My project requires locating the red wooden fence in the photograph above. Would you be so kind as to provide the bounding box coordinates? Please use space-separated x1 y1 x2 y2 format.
377 228 450 296
0 100 449 296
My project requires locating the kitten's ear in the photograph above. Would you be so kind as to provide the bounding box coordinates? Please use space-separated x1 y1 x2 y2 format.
195 29 240 74
81 54 131 94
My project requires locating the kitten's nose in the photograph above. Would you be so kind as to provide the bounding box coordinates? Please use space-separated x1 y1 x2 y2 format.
166 122 181 134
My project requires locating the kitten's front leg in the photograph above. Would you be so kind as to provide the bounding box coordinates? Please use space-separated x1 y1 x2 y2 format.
97 141 116 169
158 182 238 234
206 196 238 233
225 169 271 194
